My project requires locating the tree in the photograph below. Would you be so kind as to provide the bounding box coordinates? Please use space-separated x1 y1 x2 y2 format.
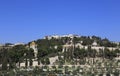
1 48 8 70
104 48 117 59
40 58 50 65
25 59 28 68
45 58 50 65
41 58 45 65
8 45 26 68
57 45 62 52
29 59 33 66
26 48 34 66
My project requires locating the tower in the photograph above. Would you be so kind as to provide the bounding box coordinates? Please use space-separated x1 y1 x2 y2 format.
30 41 38 58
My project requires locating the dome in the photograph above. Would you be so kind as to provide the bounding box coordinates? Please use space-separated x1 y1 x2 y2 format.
92 41 97 46
30 41 36 46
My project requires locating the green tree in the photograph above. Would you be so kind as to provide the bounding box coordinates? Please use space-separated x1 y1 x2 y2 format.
1 48 8 70
45 58 50 65
9 45 26 62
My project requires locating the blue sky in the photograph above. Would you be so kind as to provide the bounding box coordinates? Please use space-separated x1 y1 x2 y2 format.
0 0 120 43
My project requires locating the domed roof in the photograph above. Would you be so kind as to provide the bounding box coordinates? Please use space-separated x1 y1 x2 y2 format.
92 41 97 46
30 41 36 46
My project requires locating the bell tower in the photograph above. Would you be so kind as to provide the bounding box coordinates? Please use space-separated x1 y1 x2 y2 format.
30 41 38 58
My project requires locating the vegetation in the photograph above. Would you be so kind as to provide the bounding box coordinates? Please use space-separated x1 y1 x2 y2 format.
0 35 120 75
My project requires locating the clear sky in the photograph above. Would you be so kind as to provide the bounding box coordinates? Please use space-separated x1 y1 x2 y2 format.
0 0 120 43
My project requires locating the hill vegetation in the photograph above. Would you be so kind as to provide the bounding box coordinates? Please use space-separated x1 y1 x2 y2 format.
0 35 120 75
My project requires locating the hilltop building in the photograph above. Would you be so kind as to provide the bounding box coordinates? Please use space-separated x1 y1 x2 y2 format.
44 34 81 40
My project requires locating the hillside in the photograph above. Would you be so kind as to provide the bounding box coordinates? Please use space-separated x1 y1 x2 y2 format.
0 34 120 75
